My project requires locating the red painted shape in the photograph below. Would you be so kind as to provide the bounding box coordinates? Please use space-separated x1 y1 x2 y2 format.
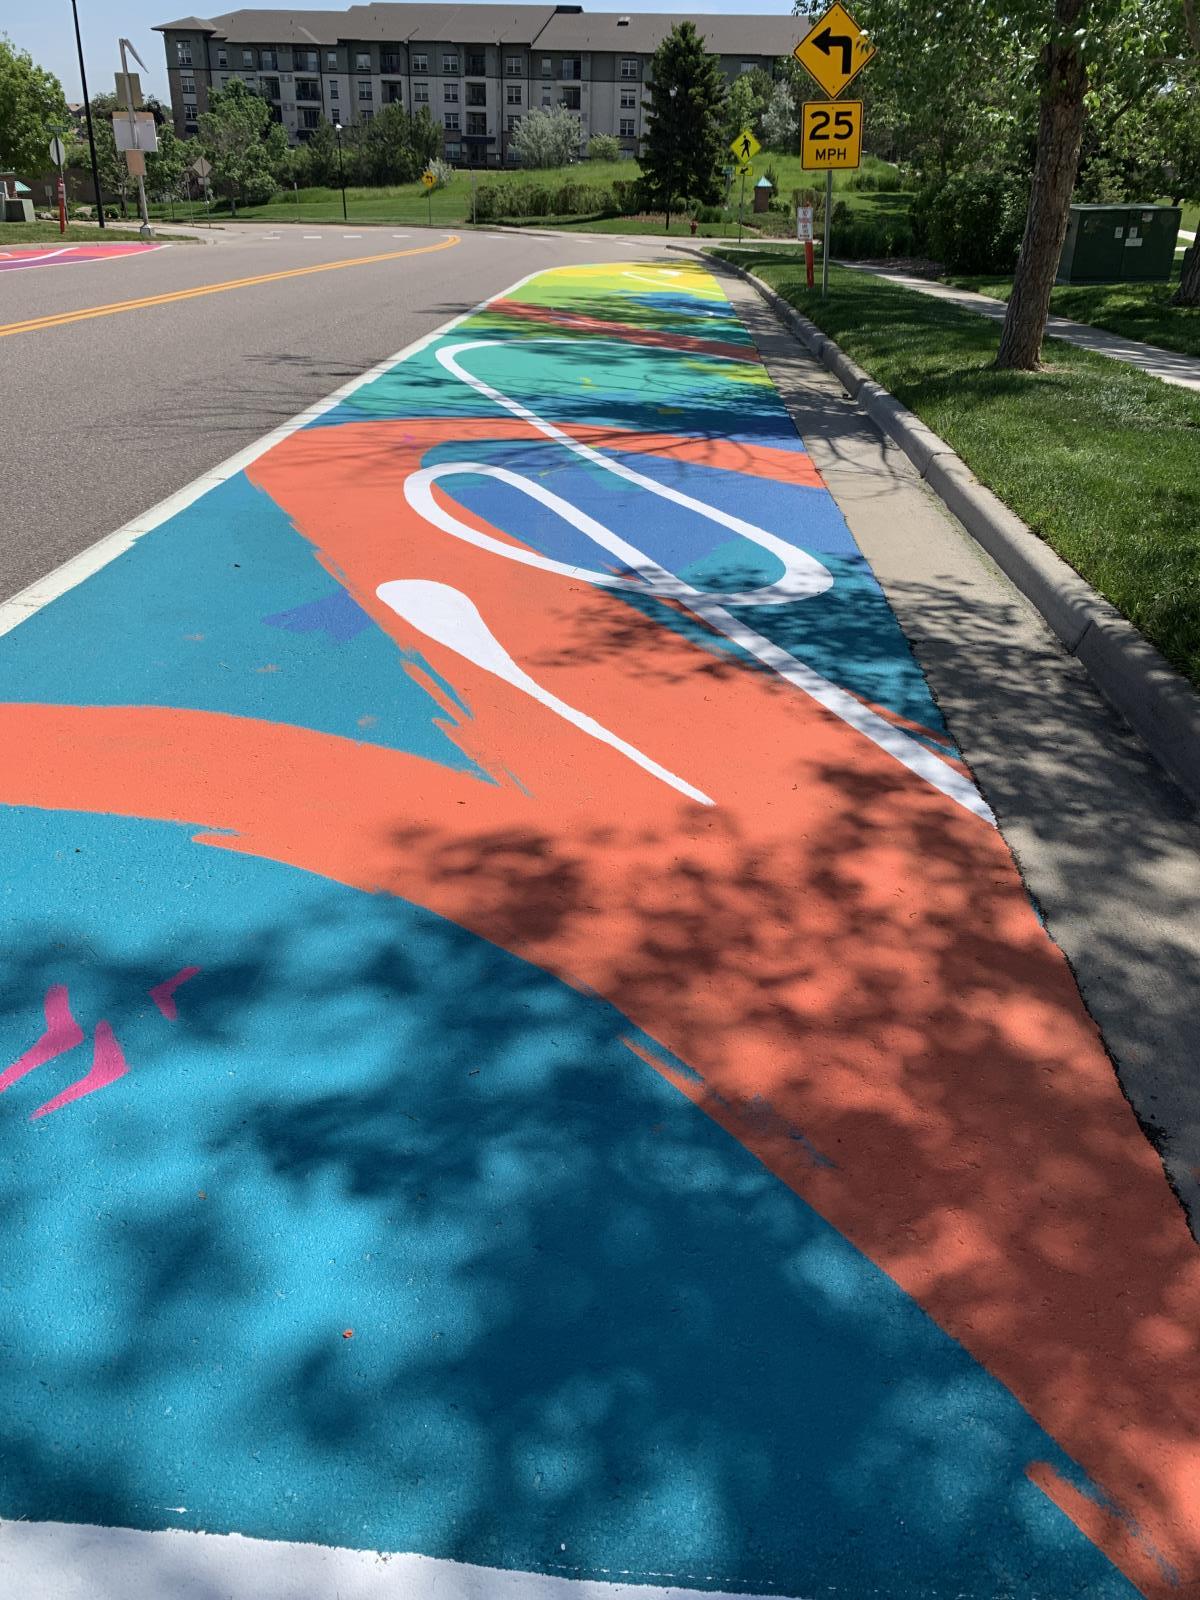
0 984 85 1093
29 1022 129 1120
0 418 1198 1592
149 965 202 1022
488 296 764 363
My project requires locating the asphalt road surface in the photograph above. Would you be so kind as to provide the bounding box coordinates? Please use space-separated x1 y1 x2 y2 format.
0 224 667 601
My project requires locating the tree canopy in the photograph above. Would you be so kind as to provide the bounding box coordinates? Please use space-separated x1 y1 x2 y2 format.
198 79 289 212
641 21 727 228
0 36 68 175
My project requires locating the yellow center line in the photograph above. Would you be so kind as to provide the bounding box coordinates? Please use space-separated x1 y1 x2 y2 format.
0 234 461 339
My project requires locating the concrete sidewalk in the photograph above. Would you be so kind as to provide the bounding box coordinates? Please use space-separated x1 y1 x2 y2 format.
845 262 1200 391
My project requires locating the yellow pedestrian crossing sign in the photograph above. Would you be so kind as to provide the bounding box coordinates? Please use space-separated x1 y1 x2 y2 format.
421 169 436 189
730 128 760 166
793 2 875 99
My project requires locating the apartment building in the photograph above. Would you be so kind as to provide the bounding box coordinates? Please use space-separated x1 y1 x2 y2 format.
155 4 803 163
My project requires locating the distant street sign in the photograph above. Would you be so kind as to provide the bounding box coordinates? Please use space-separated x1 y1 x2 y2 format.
800 100 864 170
48 136 66 167
113 111 159 154
124 148 146 178
114 71 143 111
191 156 212 179
793 2 875 99
421 169 436 189
797 205 814 241
729 127 761 166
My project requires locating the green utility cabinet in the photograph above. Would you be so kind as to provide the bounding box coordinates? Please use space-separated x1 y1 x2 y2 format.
1057 204 1181 284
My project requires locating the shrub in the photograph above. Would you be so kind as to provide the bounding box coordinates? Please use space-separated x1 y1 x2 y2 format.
588 133 620 162
468 179 616 222
833 212 916 259
610 176 647 214
511 106 582 169
426 157 455 191
911 170 1029 272
694 202 725 223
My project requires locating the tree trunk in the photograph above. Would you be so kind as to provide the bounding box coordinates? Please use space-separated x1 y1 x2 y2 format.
995 0 1088 371
1173 241 1200 307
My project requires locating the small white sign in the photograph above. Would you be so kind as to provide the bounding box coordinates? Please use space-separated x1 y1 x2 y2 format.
112 111 159 154
797 205 814 241
48 135 66 166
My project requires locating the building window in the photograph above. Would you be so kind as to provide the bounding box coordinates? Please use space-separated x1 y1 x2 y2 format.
380 51 400 73
411 51 428 72
241 48 253 67
466 113 486 135
506 83 521 104
466 51 486 75
328 79 338 97
445 141 461 159
413 80 429 102
506 114 519 132
181 73 196 94
385 82 402 102
560 85 580 109
561 57 581 79
466 82 486 105
358 79 373 100
355 51 370 70
183 101 197 121
740 61 756 74
260 49 276 69
620 58 639 78
506 55 522 74
325 50 337 68
540 56 552 75
360 108 373 122
175 41 192 65
444 82 458 102
619 87 636 109
619 117 636 138
216 47 227 67
300 107 320 128
442 52 459 74
296 78 320 100
541 84 552 105
261 76 280 99
295 50 318 72
444 111 460 130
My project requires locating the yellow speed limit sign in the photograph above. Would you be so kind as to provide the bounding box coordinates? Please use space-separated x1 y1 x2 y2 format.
800 100 863 170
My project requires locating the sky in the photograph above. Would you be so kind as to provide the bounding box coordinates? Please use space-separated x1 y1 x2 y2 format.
12 0 799 105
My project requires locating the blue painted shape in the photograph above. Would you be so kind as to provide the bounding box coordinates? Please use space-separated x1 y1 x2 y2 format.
0 474 481 777
263 590 373 645
0 805 1135 1598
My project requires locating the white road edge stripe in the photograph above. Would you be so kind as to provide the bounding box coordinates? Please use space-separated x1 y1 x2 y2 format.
0 1519 798 1600
0 238 502 640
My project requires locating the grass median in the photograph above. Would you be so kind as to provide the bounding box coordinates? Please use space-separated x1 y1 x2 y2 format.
0 222 192 243
710 247 1200 690
946 270 1200 359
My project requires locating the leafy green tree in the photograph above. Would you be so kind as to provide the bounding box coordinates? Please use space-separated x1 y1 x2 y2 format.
725 73 767 146
511 105 582 168
198 79 288 213
0 36 68 174
352 101 440 184
147 124 193 201
589 132 620 161
642 21 727 229
762 81 798 149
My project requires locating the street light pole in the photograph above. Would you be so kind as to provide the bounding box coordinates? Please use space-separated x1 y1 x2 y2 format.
665 82 677 234
334 122 347 220
69 0 106 228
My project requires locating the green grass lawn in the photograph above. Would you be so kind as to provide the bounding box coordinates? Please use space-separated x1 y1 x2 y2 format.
0 221 192 243
945 266 1200 359
710 246 1200 689
158 152 909 231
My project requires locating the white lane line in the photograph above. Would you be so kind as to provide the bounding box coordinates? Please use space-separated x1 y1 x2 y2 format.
302 233 322 239
0 1518 792 1600
0 261 544 639
344 232 363 238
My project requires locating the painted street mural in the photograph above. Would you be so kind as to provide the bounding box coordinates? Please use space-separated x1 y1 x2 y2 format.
0 261 1197 1598
0 242 168 273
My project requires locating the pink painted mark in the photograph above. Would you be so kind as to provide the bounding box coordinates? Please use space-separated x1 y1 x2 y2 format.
0 985 85 1093
30 1021 129 1120
149 965 201 1022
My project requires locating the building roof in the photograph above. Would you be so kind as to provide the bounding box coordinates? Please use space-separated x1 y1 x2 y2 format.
155 3 804 53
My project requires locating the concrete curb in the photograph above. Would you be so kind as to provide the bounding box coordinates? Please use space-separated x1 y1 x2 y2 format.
710 250 1200 812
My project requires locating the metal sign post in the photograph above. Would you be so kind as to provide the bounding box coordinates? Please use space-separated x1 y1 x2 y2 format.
48 134 68 235
823 169 832 296
117 39 154 239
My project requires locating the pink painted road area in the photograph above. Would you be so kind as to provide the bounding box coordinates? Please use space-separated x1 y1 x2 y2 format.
0 242 167 272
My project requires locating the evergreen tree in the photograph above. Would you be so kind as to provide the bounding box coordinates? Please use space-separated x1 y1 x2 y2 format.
641 22 727 230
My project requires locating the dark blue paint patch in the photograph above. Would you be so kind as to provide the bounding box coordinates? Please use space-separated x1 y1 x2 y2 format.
263 590 373 645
